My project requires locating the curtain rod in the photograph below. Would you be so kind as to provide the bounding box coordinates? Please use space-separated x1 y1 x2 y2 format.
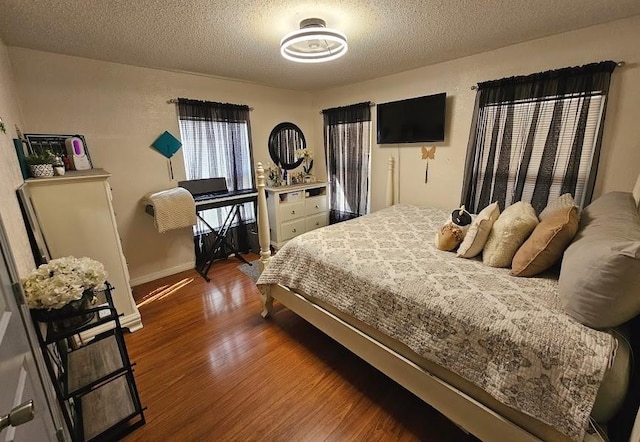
167 98 253 111
318 101 376 114
470 61 625 90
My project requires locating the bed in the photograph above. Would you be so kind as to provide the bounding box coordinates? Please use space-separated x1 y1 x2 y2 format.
253 160 640 442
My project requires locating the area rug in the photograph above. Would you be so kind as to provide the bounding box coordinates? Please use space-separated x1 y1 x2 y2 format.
237 261 261 283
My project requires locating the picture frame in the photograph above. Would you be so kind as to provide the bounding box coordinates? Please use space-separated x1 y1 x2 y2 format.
24 133 93 168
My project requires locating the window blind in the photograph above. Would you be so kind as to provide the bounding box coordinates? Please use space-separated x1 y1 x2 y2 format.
462 61 616 214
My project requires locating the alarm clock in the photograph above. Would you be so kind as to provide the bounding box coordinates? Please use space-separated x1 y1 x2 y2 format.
65 137 91 170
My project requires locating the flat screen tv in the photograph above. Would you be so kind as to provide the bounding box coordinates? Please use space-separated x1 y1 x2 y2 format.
377 92 446 144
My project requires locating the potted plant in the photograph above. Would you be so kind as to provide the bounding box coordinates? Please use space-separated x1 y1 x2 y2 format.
295 148 314 182
25 151 56 178
265 162 283 187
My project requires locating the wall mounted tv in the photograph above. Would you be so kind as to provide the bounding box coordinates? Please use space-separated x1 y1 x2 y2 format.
377 92 446 144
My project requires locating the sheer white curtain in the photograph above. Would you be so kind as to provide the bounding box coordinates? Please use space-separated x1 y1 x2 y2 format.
471 94 605 211
323 102 372 224
462 61 617 214
177 99 255 234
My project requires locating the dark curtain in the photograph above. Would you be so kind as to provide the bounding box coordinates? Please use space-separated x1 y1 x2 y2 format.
461 61 616 214
323 102 372 224
177 98 256 255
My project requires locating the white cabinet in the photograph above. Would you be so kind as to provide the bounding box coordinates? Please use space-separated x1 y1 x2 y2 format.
266 183 329 248
19 169 142 334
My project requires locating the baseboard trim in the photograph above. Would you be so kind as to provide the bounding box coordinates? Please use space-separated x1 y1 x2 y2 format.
130 262 195 287
120 311 144 333
79 311 143 341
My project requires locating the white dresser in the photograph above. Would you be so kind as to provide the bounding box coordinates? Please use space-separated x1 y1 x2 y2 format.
266 183 329 248
19 169 142 334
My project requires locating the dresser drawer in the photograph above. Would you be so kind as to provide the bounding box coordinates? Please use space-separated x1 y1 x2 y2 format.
305 196 327 216
306 213 328 232
279 201 305 222
280 219 306 241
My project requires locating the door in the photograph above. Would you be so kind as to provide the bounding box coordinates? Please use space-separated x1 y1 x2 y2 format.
0 217 64 441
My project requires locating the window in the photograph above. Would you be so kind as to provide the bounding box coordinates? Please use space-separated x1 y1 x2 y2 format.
181 120 253 189
177 99 255 235
322 102 372 224
462 61 617 214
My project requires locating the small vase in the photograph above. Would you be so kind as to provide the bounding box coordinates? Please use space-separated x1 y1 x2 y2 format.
29 164 54 178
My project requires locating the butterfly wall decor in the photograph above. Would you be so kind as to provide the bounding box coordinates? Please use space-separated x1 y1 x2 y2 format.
421 146 436 183
421 146 436 160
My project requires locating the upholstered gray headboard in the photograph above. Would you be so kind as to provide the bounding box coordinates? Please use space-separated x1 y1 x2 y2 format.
633 173 640 208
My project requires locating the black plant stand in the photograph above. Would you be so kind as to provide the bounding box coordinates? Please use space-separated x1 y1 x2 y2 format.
31 284 145 441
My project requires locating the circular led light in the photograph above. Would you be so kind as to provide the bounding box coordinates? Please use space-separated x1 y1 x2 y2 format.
280 18 348 63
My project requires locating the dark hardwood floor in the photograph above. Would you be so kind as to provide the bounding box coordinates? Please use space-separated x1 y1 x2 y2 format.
123 254 471 441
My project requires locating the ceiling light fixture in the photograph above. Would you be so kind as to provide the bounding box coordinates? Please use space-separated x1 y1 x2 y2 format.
280 18 348 64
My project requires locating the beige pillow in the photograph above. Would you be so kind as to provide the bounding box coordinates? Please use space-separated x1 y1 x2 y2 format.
483 202 538 268
539 193 578 221
511 206 579 277
457 202 500 258
559 192 640 328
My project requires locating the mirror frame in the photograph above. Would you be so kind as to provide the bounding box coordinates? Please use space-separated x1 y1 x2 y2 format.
268 122 305 170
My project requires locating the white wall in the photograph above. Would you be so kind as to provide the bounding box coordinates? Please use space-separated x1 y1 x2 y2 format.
311 15 640 213
8 48 314 284
0 38 33 277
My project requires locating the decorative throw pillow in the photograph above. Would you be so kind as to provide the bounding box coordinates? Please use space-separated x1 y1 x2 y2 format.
435 206 472 251
539 193 578 221
457 202 500 258
559 192 640 328
511 206 579 277
435 224 464 251
483 202 538 268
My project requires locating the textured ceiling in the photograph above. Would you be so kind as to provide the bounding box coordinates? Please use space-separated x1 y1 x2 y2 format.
1 0 639 91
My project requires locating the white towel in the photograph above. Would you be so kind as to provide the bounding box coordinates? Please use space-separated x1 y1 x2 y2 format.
143 188 196 233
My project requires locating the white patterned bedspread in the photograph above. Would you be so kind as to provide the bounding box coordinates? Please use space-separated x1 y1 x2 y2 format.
257 204 616 441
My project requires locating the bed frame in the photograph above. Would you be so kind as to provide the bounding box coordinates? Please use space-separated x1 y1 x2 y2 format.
253 160 640 442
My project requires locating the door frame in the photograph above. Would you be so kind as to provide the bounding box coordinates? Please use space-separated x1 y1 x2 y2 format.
0 217 66 441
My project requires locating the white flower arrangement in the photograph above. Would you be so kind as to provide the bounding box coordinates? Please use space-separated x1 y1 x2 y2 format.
295 148 312 159
295 149 314 175
264 161 282 186
22 256 108 310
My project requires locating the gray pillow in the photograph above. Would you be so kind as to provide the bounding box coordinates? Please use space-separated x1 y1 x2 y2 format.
559 192 640 328
633 174 640 209
539 193 578 221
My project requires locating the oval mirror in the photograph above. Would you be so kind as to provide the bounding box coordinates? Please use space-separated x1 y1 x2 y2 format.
268 122 305 170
